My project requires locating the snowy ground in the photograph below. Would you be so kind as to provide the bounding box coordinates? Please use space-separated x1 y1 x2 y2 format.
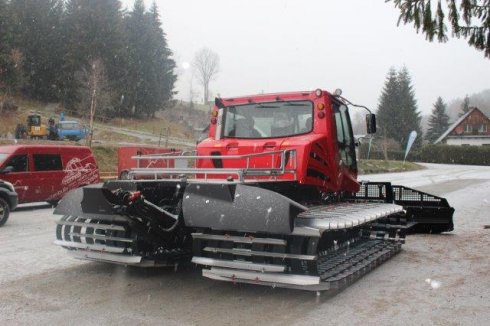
0 163 488 325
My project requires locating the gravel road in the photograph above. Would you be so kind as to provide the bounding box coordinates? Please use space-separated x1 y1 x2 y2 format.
0 163 489 325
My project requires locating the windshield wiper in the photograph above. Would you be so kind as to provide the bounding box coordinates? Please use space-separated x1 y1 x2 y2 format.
255 104 280 109
284 102 309 107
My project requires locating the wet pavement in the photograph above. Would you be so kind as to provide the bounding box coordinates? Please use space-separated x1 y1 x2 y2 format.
0 163 489 325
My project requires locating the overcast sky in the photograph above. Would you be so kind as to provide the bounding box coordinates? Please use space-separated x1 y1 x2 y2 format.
123 0 489 116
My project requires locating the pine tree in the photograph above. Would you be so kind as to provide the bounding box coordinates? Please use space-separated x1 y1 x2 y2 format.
377 66 423 148
426 97 450 143
389 0 490 58
458 95 470 117
1 0 177 118
148 1 177 110
123 0 176 117
123 0 150 117
62 0 126 115
0 0 17 93
396 66 422 147
0 0 8 44
377 67 400 142
8 0 64 100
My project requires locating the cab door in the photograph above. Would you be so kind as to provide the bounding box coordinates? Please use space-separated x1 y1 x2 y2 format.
333 103 358 192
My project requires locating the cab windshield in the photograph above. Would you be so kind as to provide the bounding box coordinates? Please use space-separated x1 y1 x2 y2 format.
222 100 313 138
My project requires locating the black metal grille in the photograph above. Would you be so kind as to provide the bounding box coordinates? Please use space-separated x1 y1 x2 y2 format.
392 186 442 203
353 182 391 201
347 182 454 233
349 182 449 207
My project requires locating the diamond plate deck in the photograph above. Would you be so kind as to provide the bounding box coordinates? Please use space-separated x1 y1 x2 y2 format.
296 202 404 230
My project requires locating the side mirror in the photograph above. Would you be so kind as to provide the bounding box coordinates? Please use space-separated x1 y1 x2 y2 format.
215 97 226 109
0 166 14 174
366 114 376 134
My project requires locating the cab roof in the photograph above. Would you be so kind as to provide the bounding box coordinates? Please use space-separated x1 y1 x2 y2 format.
219 89 333 104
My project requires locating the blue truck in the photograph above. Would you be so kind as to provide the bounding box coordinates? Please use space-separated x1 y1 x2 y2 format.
48 116 88 141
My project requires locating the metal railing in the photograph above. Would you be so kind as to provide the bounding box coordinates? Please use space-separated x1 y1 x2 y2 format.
127 149 297 182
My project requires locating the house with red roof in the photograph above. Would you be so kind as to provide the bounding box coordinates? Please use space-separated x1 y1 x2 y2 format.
435 107 490 146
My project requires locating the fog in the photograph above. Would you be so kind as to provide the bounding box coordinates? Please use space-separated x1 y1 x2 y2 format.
124 0 490 115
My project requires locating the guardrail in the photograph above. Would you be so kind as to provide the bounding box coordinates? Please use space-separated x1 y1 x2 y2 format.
128 149 297 182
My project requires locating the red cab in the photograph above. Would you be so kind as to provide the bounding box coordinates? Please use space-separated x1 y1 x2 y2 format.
198 89 359 193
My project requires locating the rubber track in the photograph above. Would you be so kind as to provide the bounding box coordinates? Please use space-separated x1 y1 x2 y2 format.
317 239 401 289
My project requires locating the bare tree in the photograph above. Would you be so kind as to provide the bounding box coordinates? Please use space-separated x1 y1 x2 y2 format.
76 59 109 147
192 47 220 104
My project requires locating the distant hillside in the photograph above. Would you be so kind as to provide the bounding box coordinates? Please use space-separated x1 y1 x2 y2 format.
0 95 198 143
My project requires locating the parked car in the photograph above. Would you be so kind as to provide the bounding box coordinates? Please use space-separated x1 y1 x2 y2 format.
0 179 18 227
0 145 99 205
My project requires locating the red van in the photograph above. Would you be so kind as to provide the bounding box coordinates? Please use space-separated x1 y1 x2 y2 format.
0 145 99 205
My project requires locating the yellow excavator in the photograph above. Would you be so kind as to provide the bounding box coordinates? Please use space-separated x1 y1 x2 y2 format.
15 113 48 139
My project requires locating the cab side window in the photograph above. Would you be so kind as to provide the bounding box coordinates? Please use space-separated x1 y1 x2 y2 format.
333 104 356 169
33 154 62 171
5 155 28 172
